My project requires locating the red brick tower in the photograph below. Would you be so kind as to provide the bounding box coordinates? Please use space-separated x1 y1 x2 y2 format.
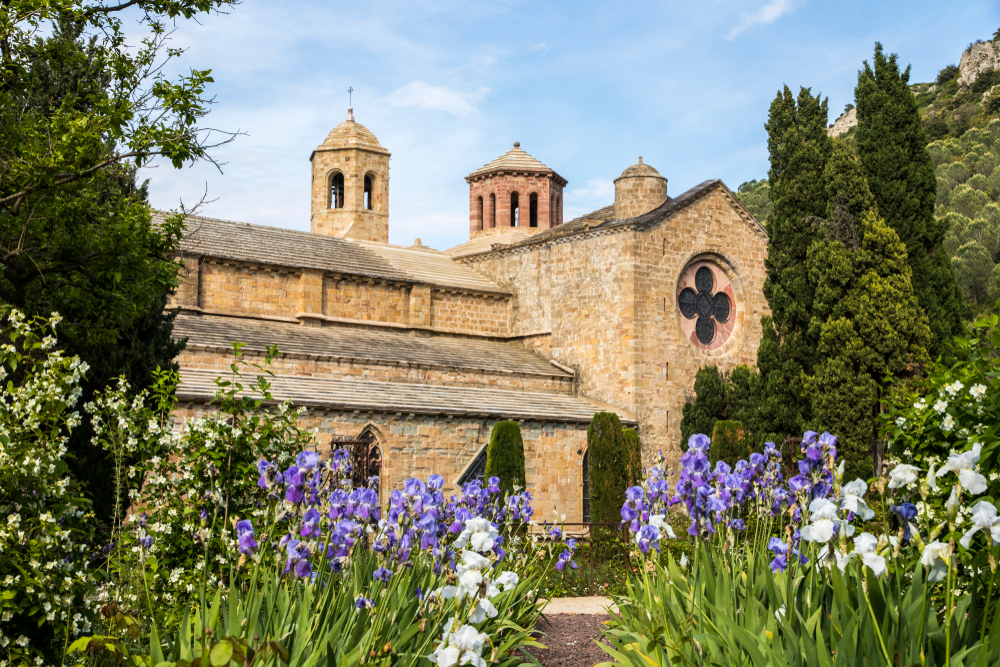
465 143 568 240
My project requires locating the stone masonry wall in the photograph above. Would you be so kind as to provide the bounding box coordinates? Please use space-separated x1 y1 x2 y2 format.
461 230 639 417
430 291 509 336
171 403 590 521
198 260 298 318
632 186 768 469
310 146 390 243
176 346 574 394
614 175 667 220
324 277 410 325
461 185 769 472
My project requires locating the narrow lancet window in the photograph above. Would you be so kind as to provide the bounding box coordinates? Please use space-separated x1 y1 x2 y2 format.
330 173 345 209
364 175 373 210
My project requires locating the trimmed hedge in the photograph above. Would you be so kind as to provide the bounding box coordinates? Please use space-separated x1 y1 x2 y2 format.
710 420 748 469
484 420 526 495
623 427 643 486
587 412 627 524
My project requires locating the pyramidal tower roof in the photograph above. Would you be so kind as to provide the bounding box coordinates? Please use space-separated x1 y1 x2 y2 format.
466 142 566 184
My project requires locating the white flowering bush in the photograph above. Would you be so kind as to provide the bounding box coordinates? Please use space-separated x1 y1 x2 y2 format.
0 311 97 666
86 343 311 614
882 306 1000 531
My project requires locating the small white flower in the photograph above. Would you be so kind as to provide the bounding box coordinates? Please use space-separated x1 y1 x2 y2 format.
945 381 964 397
970 384 987 401
941 414 956 432
934 399 948 414
895 417 906 427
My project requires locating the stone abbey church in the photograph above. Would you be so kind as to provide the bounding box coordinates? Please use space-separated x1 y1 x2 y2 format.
166 109 769 521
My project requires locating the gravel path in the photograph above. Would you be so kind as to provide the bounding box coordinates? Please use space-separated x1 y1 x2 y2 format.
522 612 614 667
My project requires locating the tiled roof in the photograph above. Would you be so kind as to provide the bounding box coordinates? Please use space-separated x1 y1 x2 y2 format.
445 229 534 257
162 212 508 294
177 368 626 423
316 117 388 154
467 143 565 182
174 313 570 378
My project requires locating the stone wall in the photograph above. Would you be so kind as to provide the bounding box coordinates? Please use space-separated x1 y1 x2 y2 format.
197 260 298 318
430 290 509 336
324 277 410 325
310 145 390 243
614 174 667 219
171 402 590 520
461 185 769 470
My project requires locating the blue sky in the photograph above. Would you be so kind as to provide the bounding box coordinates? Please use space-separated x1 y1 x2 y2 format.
142 0 998 250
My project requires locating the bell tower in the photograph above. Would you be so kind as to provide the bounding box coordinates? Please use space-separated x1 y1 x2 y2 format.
309 108 391 243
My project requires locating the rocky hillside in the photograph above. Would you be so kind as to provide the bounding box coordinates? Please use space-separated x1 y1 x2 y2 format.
739 29 1000 315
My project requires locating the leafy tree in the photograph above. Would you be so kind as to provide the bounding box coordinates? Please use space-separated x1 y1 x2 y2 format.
680 365 728 450
755 86 832 440
484 420 526 496
736 180 773 222
710 420 748 468
953 241 997 308
806 140 931 481
855 43 964 354
0 3 236 519
586 412 628 524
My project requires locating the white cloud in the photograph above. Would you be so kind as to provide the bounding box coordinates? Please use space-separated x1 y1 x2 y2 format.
529 41 549 51
386 81 491 117
725 0 794 41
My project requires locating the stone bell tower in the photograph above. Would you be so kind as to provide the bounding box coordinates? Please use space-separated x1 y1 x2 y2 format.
309 108 391 242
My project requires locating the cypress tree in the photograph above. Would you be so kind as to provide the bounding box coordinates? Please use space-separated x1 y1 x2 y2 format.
855 43 963 355
484 420 526 496
623 427 643 487
806 140 931 480
586 412 627 524
710 420 748 468
755 86 833 440
679 365 728 450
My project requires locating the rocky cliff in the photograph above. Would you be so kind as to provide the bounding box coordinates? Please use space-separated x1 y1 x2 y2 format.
959 41 1000 87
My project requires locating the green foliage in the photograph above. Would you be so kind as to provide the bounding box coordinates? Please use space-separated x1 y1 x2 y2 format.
484 420 526 496
855 43 964 354
882 303 1000 498
679 365 728 450
86 344 312 609
587 412 629 524
755 86 832 441
937 64 960 85
709 420 748 468
0 312 97 666
735 179 773 222
600 542 1000 667
623 428 642 486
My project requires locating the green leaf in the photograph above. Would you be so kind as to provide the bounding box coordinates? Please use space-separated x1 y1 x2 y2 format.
209 641 233 666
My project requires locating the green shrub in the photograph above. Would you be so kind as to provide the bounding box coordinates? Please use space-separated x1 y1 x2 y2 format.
679 365 728 451
586 412 627 524
709 420 748 468
623 428 642 487
484 420 526 495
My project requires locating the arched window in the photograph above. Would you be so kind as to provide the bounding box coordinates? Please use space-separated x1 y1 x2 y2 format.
477 196 484 231
529 193 538 227
489 193 496 228
582 450 591 523
556 194 562 226
330 173 345 209
511 192 519 227
458 447 488 486
363 175 374 211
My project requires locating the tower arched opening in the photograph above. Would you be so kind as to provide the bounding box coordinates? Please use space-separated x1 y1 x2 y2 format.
529 193 538 227
363 174 374 210
329 172 345 209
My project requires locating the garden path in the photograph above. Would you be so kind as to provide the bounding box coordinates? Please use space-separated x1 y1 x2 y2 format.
523 598 616 667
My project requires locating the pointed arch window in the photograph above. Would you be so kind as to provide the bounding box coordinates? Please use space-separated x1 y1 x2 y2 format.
364 175 373 210
458 447 488 487
330 173 345 209
477 196 484 231
489 193 496 228
582 450 591 523
511 192 520 227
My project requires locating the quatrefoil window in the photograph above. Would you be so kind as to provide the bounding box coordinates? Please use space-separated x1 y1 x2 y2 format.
678 267 731 345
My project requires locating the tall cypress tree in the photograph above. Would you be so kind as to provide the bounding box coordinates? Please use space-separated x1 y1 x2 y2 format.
755 86 833 440
806 140 930 480
586 412 628 524
484 420 526 496
855 43 963 355
679 365 728 450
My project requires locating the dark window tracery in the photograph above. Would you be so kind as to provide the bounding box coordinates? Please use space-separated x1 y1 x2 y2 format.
679 266 731 345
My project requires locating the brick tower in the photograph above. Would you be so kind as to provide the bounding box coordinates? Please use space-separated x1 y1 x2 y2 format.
465 142 568 240
309 108 391 242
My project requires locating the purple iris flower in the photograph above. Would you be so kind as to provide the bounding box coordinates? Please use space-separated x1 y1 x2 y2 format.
636 524 660 554
427 474 444 490
749 453 765 467
688 434 711 452
301 507 322 538
373 566 392 582
805 444 823 462
286 484 304 504
891 503 919 541
238 532 258 555
139 535 153 549
296 450 319 470
294 559 312 578
729 519 746 531
355 597 374 610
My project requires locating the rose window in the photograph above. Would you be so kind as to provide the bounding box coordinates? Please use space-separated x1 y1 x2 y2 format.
677 264 735 348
